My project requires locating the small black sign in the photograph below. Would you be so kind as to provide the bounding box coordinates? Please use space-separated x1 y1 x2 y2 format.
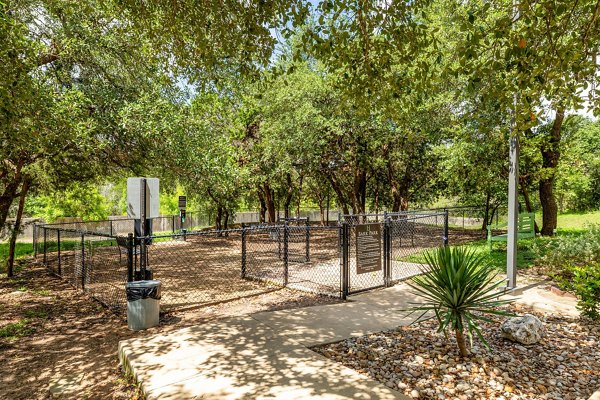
355 223 382 274
178 196 187 210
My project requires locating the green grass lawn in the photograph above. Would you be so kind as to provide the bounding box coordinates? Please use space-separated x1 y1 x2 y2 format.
400 209 600 272
0 238 117 275
398 238 539 271
555 210 600 230
0 242 35 275
0 242 34 261
486 210 600 232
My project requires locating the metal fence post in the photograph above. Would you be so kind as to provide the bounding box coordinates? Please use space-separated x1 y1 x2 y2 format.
109 220 113 237
127 233 134 282
33 223 37 258
305 217 310 262
384 216 391 287
241 224 247 279
444 209 449 246
57 229 62 276
80 233 86 290
140 178 147 281
172 215 176 234
283 219 289 286
341 223 349 300
43 227 47 266
382 212 387 286
277 226 282 260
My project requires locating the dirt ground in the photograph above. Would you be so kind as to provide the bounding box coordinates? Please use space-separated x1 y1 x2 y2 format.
1 226 485 399
0 259 342 400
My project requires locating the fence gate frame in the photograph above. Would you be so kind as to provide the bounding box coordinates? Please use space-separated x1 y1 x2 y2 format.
340 209 449 299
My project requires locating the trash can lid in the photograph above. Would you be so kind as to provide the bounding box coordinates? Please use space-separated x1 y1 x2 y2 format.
126 280 161 301
126 280 161 288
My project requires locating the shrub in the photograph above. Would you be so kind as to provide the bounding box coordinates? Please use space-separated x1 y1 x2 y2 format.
532 224 600 269
533 224 600 320
406 246 512 357
553 263 600 321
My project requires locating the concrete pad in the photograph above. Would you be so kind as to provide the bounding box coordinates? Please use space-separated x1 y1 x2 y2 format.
506 285 580 318
119 316 406 400
253 283 423 346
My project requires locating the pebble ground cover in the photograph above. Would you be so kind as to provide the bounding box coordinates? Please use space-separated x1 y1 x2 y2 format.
315 307 599 400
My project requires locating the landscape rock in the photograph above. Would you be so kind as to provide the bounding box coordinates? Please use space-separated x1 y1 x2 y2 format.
501 314 544 345
314 308 599 400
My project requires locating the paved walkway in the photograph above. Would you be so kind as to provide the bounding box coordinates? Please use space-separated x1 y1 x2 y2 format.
119 283 420 400
118 279 580 399
251 284 423 347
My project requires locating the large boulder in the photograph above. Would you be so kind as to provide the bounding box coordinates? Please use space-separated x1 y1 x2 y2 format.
500 314 544 345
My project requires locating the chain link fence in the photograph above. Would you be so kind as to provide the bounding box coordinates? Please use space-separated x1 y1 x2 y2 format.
144 230 273 311
38 209 471 314
388 213 447 283
32 211 211 257
40 226 126 313
243 225 287 286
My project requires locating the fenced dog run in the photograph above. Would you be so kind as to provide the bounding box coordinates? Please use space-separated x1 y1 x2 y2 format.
37 209 481 315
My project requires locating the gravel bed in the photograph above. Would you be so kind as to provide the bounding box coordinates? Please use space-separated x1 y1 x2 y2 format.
314 310 600 400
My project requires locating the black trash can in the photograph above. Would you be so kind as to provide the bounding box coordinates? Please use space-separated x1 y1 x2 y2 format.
126 280 161 331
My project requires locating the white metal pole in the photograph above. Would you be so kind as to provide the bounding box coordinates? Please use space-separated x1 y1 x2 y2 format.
507 0 520 290
507 132 519 289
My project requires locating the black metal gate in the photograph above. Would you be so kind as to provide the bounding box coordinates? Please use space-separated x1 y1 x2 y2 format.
340 210 448 298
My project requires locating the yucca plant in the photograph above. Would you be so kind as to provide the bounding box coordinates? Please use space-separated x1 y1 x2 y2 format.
405 246 512 357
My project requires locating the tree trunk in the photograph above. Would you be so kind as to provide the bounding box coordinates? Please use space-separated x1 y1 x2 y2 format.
454 327 469 358
284 173 293 219
325 174 350 215
374 185 380 215
296 174 303 218
326 193 330 225
319 201 325 226
0 161 24 231
392 194 401 212
392 186 410 212
400 197 409 211
0 179 22 231
257 189 267 223
223 209 229 231
482 193 491 231
539 109 565 236
7 180 29 277
389 168 410 212
352 169 367 214
263 183 276 223
215 206 223 232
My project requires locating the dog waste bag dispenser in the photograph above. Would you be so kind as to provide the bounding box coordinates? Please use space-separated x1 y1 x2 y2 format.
126 177 159 280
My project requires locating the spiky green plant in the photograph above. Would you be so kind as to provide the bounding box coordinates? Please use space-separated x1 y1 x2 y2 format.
406 246 513 357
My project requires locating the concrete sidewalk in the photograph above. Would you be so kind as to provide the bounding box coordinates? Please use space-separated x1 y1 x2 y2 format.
119 283 421 400
119 315 407 399
118 279 579 399
252 283 423 346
